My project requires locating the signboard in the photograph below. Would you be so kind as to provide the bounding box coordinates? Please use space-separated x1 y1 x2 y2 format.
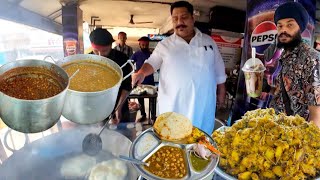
211 35 242 71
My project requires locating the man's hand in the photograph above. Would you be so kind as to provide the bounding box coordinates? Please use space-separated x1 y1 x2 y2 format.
308 106 320 128
131 63 155 87
111 90 129 124
111 109 122 125
217 83 226 108
312 119 320 128
132 72 145 87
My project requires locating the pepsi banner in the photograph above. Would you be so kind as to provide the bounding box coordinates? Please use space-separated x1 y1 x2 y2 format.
251 21 277 58
229 0 316 124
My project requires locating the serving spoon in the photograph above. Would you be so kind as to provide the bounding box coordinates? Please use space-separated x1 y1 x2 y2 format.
118 155 150 166
69 69 80 80
82 83 138 156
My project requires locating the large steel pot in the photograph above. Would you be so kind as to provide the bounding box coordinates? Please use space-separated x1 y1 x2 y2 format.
55 54 134 124
0 60 69 133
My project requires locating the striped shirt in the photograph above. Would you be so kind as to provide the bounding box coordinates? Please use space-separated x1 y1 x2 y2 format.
114 44 133 58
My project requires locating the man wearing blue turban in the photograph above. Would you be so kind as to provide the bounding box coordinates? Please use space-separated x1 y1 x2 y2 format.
269 2 320 128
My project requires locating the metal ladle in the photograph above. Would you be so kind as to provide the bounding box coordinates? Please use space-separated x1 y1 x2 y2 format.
69 69 80 80
82 83 138 156
118 155 150 166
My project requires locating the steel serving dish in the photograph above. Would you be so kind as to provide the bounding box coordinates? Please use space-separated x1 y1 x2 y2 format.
129 127 219 180
213 126 320 180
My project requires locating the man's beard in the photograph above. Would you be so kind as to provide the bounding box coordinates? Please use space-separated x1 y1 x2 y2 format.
141 48 149 52
277 31 302 50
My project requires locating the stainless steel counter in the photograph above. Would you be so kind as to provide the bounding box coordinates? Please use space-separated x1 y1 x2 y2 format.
0 118 226 180
0 122 142 180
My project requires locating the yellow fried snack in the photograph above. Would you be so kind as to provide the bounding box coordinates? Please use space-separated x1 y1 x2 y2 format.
212 108 320 180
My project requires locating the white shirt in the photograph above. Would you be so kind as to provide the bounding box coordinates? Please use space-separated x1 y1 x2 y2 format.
145 28 226 134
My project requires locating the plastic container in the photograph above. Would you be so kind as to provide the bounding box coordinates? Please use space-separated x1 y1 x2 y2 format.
242 48 266 98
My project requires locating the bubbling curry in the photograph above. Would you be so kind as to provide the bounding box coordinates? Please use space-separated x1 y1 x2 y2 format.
144 146 187 179
62 60 120 92
0 67 64 100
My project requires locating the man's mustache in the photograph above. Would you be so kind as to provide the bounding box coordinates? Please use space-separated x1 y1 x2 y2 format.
279 33 291 38
176 25 187 29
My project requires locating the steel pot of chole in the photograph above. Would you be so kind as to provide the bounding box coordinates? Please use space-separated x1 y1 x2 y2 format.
55 54 134 124
0 59 69 133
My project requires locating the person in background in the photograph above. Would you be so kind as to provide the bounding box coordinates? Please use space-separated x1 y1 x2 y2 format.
131 36 155 121
89 28 132 124
132 1 226 134
268 2 320 128
114 31 133 58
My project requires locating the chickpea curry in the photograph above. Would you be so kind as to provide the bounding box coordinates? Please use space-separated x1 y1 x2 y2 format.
144 146 187 178
0 67 64 100
62 60 120 92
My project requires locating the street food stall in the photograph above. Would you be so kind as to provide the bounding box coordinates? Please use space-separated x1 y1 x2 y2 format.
0 53 319 180
0 53 228 180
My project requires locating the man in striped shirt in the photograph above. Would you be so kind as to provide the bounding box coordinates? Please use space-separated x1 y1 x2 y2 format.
114 31 133 58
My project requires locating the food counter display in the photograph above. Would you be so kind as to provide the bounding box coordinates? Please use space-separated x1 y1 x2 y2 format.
0 54 227 180
130 112 221 180
0 114 228 180
4 54 318 179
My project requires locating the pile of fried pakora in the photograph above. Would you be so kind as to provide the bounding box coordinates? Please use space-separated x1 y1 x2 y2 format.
212 108 320 180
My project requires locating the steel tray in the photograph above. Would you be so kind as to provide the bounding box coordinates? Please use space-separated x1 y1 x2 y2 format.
129 127 219 180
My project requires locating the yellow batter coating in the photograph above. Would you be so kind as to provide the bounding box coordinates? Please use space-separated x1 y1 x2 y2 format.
213 108 320 180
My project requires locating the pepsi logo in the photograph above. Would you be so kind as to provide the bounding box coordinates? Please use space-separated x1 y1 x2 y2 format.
148 34 155 40
251 21 277 55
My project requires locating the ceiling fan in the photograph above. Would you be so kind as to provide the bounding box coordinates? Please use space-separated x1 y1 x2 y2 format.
129 14 153 25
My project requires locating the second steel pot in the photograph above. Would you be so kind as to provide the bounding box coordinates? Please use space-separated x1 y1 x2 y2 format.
55 54 134 124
